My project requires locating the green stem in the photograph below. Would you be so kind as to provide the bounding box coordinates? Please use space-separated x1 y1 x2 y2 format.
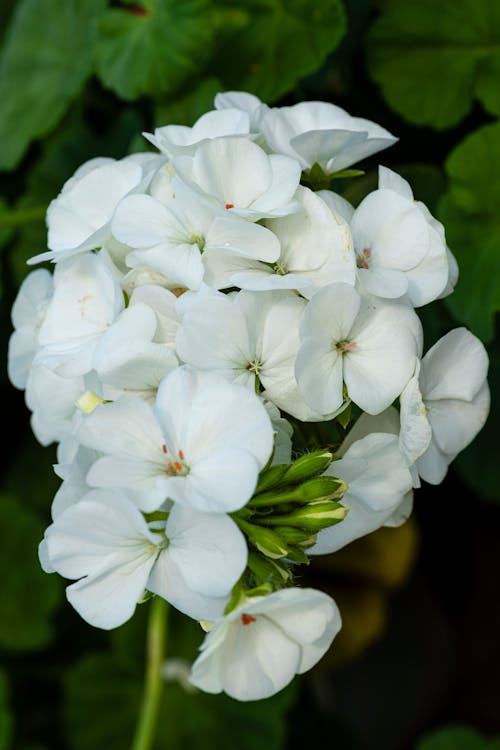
0 206 47 229
131 597 169 750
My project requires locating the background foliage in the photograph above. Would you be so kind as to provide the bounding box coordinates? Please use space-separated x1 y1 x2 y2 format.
1 0 499 748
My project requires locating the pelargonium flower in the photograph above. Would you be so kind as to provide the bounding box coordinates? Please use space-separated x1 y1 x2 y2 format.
295 282 419 415
78 365 274 513
41 489 247 627
190 587 341 701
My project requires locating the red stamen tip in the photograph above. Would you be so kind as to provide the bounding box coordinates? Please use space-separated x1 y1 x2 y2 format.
225 203 234 209
178 449 185 460
174 461 183 472
162 444 167 454
241 613 256 626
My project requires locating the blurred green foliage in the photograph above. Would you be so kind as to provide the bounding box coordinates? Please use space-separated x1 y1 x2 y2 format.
1 0 500 748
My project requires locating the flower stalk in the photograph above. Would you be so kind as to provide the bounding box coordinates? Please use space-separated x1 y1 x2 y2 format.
131 597 169 750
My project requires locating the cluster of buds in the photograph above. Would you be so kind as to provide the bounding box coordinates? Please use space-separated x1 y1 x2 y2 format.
7 91 490 701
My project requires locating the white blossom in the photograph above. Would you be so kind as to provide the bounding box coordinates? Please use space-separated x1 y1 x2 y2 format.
190 587 341 701
41 489 247 627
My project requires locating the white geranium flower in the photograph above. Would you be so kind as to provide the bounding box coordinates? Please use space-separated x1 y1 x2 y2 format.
111 187 279 291
190 587 341 701
210 186 355 296
8 269 53 389
399 328 490 484
173 136 301 220
176 289 336 421
128 284 180 348
296 283 419 415
29 155 159 264
41 489 248 628
35 252 124 377
144 108 252 157
371 166 450 305
255 101 397 174
78 366 274 513
309 432 413 554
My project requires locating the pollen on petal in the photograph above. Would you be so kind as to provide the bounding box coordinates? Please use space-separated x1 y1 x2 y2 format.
241 613 256 626
178 449 185 460
162 443 168 454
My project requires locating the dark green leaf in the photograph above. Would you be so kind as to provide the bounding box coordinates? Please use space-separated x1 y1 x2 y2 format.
417 724 500 750
0 493 61 651
0 0 106 171
438 122 500 341
95 0 215 100
65 645 296 750
209 0 346 102
367 0 500 129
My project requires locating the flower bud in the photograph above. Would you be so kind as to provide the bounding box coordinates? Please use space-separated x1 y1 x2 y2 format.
250 476 347 508
281 450 334 484
272 526 317 548
236 518 289 559
259 501 348 531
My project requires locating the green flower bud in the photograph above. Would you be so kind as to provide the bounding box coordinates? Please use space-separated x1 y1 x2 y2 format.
285 547 310 564
250 476 347 508
281 450 334 484
235 518 289 559
272 526 317 548
253 464 289 494
258 501 348 531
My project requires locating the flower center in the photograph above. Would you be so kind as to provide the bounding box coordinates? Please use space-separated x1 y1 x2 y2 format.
356 246 371 269
246 359 263 375
273 260 288 276
335 339 357 355
162 444 190 476
241 613 256 626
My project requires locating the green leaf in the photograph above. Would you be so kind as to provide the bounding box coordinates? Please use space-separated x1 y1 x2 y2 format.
367 0 500 129
0 670 13 750
0 493 61 651
95 0 215 100
417 724 500 750
209 0 346 102
438 122 500 341
0 0 106 171
65 648 297 750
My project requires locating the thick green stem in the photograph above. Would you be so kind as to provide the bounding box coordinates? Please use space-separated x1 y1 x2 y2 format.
0 206 47 229
131 597 169 750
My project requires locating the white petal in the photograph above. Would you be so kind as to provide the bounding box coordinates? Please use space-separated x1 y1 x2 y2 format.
166 505 247 596
295 340 344 414
420 328 489 402
427 383 490 456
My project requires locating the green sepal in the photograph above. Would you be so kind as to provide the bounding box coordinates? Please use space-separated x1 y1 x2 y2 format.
301 162 331 190
285 547 310 565
247 553 291 586
331 168 365 179
336 403 352 430
137 589 155 604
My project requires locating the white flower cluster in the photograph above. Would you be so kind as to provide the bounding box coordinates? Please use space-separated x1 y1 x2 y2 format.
8 92 490 702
